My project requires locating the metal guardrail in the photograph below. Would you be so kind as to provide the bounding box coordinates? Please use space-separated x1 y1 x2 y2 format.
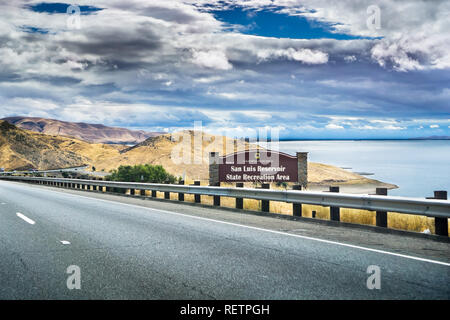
0 166 89 175
1 176 449 219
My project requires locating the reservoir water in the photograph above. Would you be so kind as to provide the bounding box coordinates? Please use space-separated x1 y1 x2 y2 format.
270 140 450 198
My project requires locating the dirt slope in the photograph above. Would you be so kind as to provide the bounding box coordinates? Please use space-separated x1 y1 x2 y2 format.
0 120 122 170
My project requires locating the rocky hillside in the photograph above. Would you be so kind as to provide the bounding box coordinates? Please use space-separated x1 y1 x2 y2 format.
3 116 162 145
0 120 122 170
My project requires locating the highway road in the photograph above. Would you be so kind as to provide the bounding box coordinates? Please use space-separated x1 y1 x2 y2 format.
0 180 449 299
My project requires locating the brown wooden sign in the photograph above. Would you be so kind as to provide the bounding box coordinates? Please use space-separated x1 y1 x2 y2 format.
216 150 299 183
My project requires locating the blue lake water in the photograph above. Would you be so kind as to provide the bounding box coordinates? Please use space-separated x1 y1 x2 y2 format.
273 140 450 198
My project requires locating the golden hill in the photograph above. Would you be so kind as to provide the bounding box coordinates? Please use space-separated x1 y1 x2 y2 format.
94 131 251 179
90 131 396 189
0 120 123 171
0 121 396 190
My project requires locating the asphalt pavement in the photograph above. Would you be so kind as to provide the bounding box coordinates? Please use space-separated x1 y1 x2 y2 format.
0 180 448 299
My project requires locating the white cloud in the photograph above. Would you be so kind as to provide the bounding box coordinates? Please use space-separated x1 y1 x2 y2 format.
191 50 232 70
325 123 344 130
344 55 356 63
430 124 439 128
384 125 406 131
257 48 328 64
0 0 448 138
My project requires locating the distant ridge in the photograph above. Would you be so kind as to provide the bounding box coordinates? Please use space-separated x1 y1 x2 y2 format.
2 116 163 145
410 136 450 140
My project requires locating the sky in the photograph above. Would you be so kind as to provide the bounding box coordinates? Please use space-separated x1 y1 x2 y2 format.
0 0 449 139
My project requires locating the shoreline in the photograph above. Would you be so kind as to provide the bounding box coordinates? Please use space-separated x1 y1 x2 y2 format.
308 180 398 195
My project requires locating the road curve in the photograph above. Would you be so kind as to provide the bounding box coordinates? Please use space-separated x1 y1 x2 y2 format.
0 180 448 299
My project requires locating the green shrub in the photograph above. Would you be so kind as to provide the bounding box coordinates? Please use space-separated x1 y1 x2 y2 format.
106 164 176 184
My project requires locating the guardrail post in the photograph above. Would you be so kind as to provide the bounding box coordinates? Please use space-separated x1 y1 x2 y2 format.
164 187 170 200
117 187 123 193
433 191 448 236
329 186 340 221
212 182 220 206
236 183 244 209
292 185 302 217
375 188 388 227
194 181 201 203
130 188 135 196
178 180 185 201
261 183 270 212
140 189 146 196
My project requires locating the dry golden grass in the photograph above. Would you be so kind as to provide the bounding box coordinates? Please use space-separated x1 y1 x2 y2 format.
237 187 448 235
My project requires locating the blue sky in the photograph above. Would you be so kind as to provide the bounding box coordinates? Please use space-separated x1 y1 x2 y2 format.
26 2 102 14
212 7 373 40
0 0 449 139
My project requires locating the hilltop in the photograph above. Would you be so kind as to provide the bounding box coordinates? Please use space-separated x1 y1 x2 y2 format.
2 116 162 145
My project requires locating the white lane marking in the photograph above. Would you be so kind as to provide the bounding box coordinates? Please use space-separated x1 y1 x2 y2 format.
16 212 35 225
1 202 6 205
60 240 71 245
134 207 450 267
8 183 450 267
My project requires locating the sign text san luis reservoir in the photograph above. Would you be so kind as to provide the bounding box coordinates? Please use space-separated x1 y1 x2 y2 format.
226 164 291 181
209 149 308 187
